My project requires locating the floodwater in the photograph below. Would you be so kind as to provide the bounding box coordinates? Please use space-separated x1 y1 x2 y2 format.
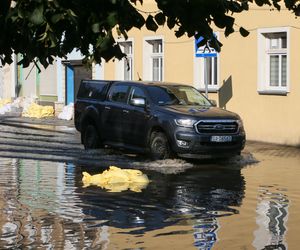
0 142 300 250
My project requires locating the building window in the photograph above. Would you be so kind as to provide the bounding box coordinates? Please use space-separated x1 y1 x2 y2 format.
143 37 164 81
193 56 219 92
258 28 290 94
116 40 133 80
268 34 287 87
151 40 163 81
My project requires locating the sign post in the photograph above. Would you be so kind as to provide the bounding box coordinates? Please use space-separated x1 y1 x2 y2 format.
195 36 218 98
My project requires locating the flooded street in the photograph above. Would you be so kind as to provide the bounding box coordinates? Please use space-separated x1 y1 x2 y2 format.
0 117 300 249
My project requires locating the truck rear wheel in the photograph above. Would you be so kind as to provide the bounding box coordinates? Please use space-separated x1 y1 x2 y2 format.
82 124 101 149
149 132 173 160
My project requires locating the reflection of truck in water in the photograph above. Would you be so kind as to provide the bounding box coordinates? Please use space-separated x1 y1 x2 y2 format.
75 80 246 159
77 166 246 242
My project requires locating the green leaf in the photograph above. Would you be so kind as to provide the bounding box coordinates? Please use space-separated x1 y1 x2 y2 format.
107 12 118 27
241 1 249 10
227 2 243 13
239 27 250 37
294 5 300 16
285 0 296 9
49 33 58 48
118 27 128 40
131 11 145 29
225 26 235 37
155 12 165 25
51 14 63 24
175 26 185 37
18 8 26 19
29 4 45 25
92 23 100 33
114 44 125 60
167 16 176 29
213 15 227 29
255 0 271 6
146 15 158 32
208 36 223 53
67 9 77 17
37 31 48 41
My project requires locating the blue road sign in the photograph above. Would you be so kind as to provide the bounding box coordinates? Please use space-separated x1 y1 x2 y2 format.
195 36 218 58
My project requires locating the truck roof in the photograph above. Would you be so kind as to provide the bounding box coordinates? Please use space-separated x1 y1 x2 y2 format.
81 79 191 88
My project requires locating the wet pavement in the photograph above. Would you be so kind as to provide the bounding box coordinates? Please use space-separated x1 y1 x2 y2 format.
0 116 299 249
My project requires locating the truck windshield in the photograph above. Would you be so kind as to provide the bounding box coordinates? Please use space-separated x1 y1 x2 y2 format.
147 85 212 106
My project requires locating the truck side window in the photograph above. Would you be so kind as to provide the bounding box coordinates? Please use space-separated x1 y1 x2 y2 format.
108 85 130 103
77 81 108 100
130 87 147 101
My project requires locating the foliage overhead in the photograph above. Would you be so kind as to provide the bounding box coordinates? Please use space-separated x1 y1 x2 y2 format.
0 0 299 68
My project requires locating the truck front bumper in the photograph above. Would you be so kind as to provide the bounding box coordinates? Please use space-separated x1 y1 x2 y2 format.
171 130 246 159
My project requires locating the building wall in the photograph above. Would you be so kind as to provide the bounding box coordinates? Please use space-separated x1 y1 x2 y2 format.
221 9 300 145
103 4 300 146
39 63 58 102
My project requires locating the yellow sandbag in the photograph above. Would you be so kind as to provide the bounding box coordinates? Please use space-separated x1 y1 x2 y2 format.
82 166 150 192
22 103 54 118
0 99 11 108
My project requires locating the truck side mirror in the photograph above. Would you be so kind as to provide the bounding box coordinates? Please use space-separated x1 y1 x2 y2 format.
130 98 146 107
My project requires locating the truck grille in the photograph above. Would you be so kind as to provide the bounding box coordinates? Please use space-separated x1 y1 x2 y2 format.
195 120 239 134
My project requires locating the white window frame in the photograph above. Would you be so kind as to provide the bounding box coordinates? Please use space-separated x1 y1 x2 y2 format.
115 38 134 81
193 33 220 92
143 36 164 81
257 27 290 95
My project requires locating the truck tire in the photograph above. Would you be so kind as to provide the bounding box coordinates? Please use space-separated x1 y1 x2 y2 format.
149 132 173 160
82 124 101 149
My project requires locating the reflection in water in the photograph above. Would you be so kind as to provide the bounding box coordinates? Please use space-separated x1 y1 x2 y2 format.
193 217 219 249
0 157 295 249
0 158 246 249
253 187 289 250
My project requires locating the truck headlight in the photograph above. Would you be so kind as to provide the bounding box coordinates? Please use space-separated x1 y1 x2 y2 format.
174 119 197 128
237 119 244 130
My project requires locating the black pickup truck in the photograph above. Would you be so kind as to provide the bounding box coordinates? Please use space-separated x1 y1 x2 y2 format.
75 80 246 159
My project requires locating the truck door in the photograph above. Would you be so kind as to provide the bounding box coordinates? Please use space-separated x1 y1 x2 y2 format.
123 86 150 146
101 84 130 143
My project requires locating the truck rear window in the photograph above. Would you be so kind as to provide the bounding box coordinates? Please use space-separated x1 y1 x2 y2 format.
77 81 109 100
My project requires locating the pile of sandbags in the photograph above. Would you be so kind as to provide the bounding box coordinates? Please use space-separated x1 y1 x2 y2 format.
0 97 73 120
0 99 11 108
0 99 12 114
0 97 37 116
22 102 54 118
58 103 74 120
82 166 150 192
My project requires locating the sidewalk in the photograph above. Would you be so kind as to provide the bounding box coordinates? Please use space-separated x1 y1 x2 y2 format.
0 113 74 127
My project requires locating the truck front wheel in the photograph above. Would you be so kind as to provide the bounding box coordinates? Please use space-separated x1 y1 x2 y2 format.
149 132 173 160
82 124 101 149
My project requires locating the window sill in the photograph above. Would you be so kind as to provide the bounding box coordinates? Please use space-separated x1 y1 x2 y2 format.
258 90 288 96
198 87 219 93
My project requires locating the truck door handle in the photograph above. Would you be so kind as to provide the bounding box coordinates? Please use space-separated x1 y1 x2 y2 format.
105 106 111 110
123 110 129 114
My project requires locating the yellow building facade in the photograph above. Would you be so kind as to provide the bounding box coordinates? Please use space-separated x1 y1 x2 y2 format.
103 2 300 146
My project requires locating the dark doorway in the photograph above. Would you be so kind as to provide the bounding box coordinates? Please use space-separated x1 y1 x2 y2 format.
64 60 92 104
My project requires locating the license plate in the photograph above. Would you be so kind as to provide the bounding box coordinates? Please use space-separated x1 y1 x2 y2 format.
210 135 232 142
